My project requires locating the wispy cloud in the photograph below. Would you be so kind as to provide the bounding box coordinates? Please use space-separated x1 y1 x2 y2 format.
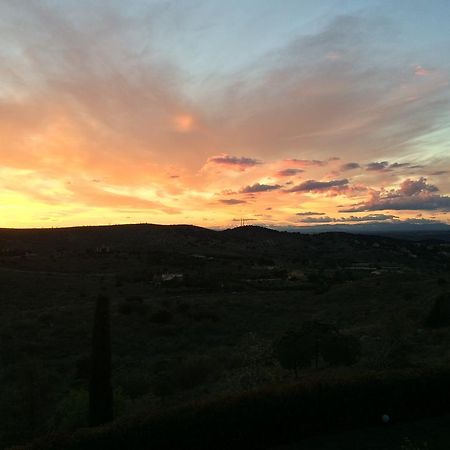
0 3 448 227
296 211 326 216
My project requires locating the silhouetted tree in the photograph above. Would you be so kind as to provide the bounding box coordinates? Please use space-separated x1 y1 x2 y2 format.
88 294 113 426
274 331 314 376
275 322 361 374
301 322 338 369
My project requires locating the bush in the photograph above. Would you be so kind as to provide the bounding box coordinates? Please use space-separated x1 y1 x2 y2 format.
274 322 361 373
118 302 132 315
176 302 191 315
151 374 176 398
51 388 89 431
118 302 148 315
117 372 150 399
425 292 450 328
321 334 361 366
273 331 314 375
150 310 173 324
15 367 450 450
173 356 215 390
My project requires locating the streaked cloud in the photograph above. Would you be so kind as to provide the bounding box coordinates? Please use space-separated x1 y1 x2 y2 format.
296 211 326 216
0 2 448 228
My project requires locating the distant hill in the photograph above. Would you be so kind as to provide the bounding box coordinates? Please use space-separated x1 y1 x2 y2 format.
279 222 450 240
0 223 448 275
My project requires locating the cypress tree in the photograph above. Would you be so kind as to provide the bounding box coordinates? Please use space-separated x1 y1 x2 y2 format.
88 294 114 426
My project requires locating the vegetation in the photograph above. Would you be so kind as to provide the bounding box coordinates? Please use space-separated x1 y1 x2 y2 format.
10 367 450 450
274 322 361 375
425 292 450 328
0 224 449 448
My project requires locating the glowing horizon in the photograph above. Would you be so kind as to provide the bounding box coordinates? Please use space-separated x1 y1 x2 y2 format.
1 1 449 229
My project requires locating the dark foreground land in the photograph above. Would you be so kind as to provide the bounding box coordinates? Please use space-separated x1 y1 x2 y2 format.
1 224 450 449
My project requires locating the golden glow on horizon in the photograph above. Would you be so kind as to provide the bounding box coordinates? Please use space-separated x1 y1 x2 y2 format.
0 3 449 229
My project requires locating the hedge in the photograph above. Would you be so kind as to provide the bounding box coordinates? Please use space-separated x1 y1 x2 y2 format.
11 367 450 450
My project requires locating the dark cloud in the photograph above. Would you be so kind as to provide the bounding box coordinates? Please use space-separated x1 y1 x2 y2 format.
288 178 349 193
208 154 261 168
340 178 450 212
219 198 247 205
240 183 281 193
285 159 327 167
276 168 304 176
365 161 420 172
340 162 360 171
389 162 411 169
345 214 398 222
431 170 449 176
366 161 389 171
399 177 438 196
299 213 398 223
296 211 326 216
403 218 445 225
299 216 335 223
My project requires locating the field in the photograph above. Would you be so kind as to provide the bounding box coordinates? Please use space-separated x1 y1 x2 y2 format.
1 224 450 449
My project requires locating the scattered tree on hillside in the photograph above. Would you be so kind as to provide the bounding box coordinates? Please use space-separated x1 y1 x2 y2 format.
274 321 361 375
274 331 314 377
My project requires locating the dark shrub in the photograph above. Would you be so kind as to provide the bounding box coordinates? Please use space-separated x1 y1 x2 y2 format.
150 310 173 324
274 331 314 375
173 356 214 390
321 334 361 366
119 299 148 315
118 302 132 315
117 372 150 399
426 292 450 328
275 322 360 372
151 374 175 398
176 302 191 315
75 355 91 380
125 296 143 304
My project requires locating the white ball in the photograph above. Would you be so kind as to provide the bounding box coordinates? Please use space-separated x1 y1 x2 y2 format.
381 414 390 423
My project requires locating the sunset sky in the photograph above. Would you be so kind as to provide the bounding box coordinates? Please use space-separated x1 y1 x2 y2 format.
1 0 449 229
